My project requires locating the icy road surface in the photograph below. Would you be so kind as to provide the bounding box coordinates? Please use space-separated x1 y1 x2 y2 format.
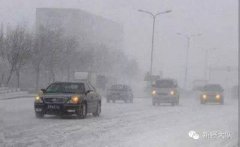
0 94 237 147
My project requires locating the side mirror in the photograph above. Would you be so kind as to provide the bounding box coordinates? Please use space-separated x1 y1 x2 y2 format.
85 90 92 95
41 89 46 93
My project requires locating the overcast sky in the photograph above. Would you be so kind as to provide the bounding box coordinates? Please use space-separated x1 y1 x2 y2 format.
0 0 238 86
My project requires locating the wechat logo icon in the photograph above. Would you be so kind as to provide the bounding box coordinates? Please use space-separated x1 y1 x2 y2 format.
189 130 200 140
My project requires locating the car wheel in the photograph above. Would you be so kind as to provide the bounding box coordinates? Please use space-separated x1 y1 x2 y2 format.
35 112 44 118
152 101 156 106
175 99 179 105
93 102 101 117
107 99 110 103
220 100 224 105
130 99 133 103
77 103 87 119
112 100 116 103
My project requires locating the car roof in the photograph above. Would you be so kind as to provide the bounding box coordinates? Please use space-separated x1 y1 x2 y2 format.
111 84 130 89
204 84 222 87
52 81 86 85
157 78 176 81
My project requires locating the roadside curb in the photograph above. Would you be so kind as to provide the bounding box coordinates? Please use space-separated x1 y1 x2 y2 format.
0 94 35 101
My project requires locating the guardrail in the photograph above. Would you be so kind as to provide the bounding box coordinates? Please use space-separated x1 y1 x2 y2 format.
0 87 21 94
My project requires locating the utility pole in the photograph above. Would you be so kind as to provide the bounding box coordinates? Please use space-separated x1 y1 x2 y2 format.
176 33 201 89
204 48 216 81
138 9 171 77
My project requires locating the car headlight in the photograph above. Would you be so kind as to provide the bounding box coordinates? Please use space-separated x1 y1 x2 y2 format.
35 96 43 103
69 96 80 104
170 90 175 95
152 90 157 95
216 94 221 99
202 94 207 99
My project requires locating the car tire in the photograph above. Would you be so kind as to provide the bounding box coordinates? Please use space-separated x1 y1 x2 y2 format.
112 100 116 103
220 99 224 105
77 103 87 119
175 99 179 105
152 101 156 106
176 101 179 105
107 99 110 103
35 112 44 118
130 99 133 103
93 102 101 117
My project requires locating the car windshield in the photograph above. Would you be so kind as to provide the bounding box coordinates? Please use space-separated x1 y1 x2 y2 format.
155 80 175 88
203 85 223 91
110 85 126 90
45 83 85 93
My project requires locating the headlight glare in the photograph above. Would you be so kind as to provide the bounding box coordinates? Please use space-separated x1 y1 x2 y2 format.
170 90 175 95
70 96 80 104
152 90 156 95
216 94 221 99
35 96 43 103
202 94 207 99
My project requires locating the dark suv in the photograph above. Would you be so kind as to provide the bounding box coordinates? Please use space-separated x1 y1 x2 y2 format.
34 81 101 119
106 84 133 103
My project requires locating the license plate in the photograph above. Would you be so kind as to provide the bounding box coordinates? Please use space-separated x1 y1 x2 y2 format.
47 105 60 109
35 108 42 112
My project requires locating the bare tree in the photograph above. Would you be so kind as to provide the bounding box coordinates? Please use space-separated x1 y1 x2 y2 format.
41 27 64 84
62 36 78 81
31 26 63 90
3 25 32 87
31 26 50 91
0 24 6 86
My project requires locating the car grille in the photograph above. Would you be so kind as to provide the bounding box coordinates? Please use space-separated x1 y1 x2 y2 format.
44 98 68 104
158 93 168 96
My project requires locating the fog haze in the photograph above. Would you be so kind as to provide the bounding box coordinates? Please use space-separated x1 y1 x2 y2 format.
0 0 237 86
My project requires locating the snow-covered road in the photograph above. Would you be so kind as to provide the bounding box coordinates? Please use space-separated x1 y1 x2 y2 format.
0 94 237 147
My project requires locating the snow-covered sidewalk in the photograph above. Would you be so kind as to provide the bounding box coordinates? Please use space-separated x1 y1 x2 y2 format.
0 91 35 100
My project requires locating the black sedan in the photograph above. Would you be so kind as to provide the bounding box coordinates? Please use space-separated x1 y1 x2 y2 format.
34 81 101 119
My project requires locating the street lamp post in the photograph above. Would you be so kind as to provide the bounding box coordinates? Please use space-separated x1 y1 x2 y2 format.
204 48 216 81
138 9 171 77
176 33 201 89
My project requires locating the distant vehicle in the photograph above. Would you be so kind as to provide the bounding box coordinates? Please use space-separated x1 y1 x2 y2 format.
106 84 133 103
34 82 101 119
200 84 224 104
152 79 179 106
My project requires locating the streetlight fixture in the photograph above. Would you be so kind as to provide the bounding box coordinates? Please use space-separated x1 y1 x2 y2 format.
176 33 202 89
138 9 172 78
204 48 216 81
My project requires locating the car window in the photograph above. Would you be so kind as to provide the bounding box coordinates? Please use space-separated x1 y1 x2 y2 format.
46 83 85 93
203 84 223 91
88 83 96 91
155 80 175 88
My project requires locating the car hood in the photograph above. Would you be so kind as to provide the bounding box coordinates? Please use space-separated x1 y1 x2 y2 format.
42 93 82 98
154 88 177 93
202 91 223 95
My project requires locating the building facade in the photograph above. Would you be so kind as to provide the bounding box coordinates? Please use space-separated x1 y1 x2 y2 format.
36 8 123 50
